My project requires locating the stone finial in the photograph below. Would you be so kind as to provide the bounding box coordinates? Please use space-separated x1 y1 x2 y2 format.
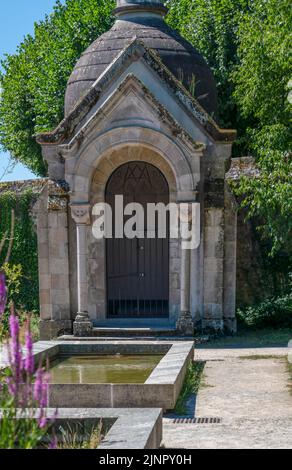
70 203 91 225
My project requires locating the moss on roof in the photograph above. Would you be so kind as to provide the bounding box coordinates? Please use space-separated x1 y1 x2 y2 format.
0 178 48 195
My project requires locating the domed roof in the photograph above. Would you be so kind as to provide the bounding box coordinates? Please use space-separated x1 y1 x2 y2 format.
65 2 218 118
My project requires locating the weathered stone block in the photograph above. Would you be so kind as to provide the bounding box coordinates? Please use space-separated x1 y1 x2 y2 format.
40 319 72 340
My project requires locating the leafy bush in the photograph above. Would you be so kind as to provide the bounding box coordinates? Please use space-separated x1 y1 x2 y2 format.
237 293 292 329
0 189 39 311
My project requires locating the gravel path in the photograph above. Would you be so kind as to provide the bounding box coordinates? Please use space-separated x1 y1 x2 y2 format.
163 347 292 449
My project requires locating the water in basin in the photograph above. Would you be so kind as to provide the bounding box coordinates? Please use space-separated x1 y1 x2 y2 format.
49 354 163 384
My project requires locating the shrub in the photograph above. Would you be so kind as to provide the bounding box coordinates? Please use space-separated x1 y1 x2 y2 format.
237 293 292 329
0 190 39 312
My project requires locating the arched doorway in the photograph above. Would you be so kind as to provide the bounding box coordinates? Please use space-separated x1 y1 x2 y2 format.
106 161 169 318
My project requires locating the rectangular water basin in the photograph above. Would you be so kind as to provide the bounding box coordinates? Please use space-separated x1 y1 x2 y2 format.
49 354 164 384
9 341 194 410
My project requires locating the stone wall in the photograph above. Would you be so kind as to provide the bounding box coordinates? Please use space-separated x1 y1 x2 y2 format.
236 210 288 307
226 157 289 308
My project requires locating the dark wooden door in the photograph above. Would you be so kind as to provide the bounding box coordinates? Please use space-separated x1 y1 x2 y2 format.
106 161 169 318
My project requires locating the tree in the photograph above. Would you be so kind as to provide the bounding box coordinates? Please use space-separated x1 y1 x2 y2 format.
0 0 115 176
232 0 292 254
166 0 251 145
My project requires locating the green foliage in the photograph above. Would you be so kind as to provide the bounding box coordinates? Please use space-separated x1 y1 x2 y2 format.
0 316 51 449
232 0 291 126
0 190 38 311
166 0 251 148
0 396 49 449
0 0 115 175
175 361 205 415
56 422 102 449
237 293 292 329
232 0 292 255
0 310 40 343
2 263 23 304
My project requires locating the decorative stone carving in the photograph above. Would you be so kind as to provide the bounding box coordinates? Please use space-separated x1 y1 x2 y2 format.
47 179 69 212
70 203 91 225
47 195 68 212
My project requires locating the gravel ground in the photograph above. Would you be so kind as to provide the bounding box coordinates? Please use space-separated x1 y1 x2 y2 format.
163 346 292 449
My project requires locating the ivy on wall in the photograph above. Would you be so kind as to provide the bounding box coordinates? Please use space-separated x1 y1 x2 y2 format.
0 189 39 311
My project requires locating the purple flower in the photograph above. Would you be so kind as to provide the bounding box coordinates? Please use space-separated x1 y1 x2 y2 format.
24 320 34 375
49 435 57 449
34 369 49 406
0 272 7 316
33 368 43 403
40 381 49 409
6 377 17 396
3 308 57 446
39 416 48 429
9 313 22 384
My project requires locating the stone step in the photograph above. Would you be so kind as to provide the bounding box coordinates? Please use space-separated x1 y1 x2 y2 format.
59 335 196 342
92 327 177 337
58 334 210 344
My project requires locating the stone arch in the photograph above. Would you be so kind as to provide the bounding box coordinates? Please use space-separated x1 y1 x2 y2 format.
90 144 178 205
69 127 195 201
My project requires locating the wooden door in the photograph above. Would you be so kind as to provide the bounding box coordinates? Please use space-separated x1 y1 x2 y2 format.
106 161 169 318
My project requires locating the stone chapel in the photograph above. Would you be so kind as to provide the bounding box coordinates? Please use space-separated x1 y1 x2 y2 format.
36 0 238 339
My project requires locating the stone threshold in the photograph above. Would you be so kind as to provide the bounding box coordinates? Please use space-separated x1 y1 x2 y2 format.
92 326 178 337
59 335 210 344
59 334 194 342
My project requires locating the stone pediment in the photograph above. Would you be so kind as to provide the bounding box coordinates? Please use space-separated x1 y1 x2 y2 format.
106 84 159 128
36 39 236 147
60 74 205 153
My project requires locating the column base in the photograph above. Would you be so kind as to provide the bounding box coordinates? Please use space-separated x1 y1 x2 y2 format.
40 320 73 340
73 312 93 337
176 311 194 336
224 317 237 334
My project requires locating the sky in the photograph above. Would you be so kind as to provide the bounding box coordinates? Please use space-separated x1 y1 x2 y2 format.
0 0 64 182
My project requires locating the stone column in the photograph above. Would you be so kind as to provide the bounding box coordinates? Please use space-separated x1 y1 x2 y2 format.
202 207 225 332
70 203 93 337
37 180 72 340
223 186 238 333
176 205 195 336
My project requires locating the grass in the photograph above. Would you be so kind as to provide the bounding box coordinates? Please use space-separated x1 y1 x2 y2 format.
55 421 103 449
175 361 205 415
201 327 292 349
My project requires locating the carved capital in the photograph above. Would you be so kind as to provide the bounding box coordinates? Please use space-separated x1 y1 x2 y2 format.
70 203 91 225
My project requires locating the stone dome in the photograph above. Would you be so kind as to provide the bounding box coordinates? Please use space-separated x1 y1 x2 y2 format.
65 1 218 117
